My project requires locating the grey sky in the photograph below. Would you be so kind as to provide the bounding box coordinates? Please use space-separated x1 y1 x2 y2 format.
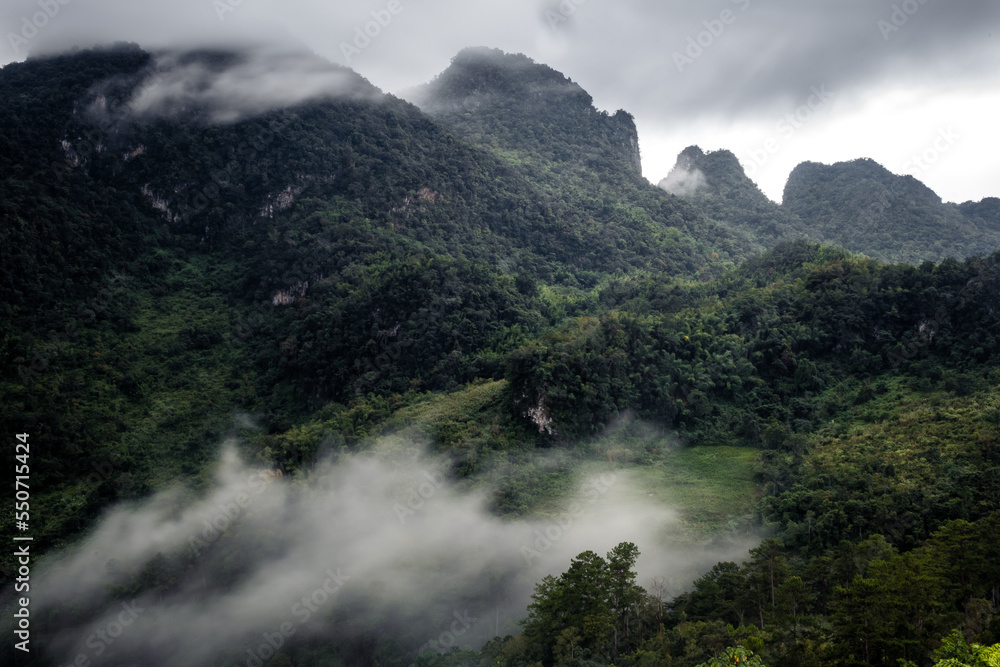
3 0 998 202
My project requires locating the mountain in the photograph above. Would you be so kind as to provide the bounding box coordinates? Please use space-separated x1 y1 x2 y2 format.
658 145 811 245
661 147 1000 265
408 47 765 271
1 43 752 566
783 157 1000 264
408 46 642 176
956 196 1000 233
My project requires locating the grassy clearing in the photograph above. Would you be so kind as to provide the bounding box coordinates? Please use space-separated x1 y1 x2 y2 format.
271 378 762 538
390 383 761 536
626 446 760 539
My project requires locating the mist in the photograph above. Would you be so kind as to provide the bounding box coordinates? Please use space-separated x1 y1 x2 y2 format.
25 433 760 665
122 45 382 124
659 165 707 197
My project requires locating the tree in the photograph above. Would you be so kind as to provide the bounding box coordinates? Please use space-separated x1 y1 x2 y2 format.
607 541 643 657
830 576 894 665
739 539 788 628
930 630 1000 667
695 645 767 667
520 543 645 664
775 576 814 639
927 518 1000 640
669 562 744 626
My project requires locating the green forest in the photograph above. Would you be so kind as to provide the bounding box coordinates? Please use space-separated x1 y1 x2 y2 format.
1 44 998 667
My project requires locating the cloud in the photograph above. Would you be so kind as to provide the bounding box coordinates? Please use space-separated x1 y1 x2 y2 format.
4 0 998 123
9 0 992 111
535 0 1000 120
3 1 998 200
1 0 295 62
125 46 381 123
26 436 758 665
659 165 706 197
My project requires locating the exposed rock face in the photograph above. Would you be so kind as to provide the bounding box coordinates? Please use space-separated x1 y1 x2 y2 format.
610 109 642 175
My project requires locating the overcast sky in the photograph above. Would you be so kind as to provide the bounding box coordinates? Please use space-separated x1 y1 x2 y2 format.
3 0 998 203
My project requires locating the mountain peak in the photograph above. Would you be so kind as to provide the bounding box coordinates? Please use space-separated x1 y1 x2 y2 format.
659 145 811 245
449 45 564 76
413 47 591 114
674 145 705 172
782 157 1000 262
660 146 751 197
783 157 940 208
410 47 640 175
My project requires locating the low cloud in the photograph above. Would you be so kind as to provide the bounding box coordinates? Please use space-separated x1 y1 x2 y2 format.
659 164 707 196
125 45 381 123
25 436 759 665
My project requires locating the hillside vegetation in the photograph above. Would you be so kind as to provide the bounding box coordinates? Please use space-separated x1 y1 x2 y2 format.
660 146 1000 265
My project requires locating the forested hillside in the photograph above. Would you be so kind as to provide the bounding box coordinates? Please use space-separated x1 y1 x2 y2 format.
409 48 763 269
660 147 1000 266
0 44 749 555
782 159 1000 264
1 43 998 667
658 146 810 246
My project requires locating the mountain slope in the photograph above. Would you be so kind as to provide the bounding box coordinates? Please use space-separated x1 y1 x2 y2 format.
957 196 1000 233
658 145 812 246
409 46 641 176
660 146 1000 264
0 43 750 567
409 47 765 270
783 158 1000 263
